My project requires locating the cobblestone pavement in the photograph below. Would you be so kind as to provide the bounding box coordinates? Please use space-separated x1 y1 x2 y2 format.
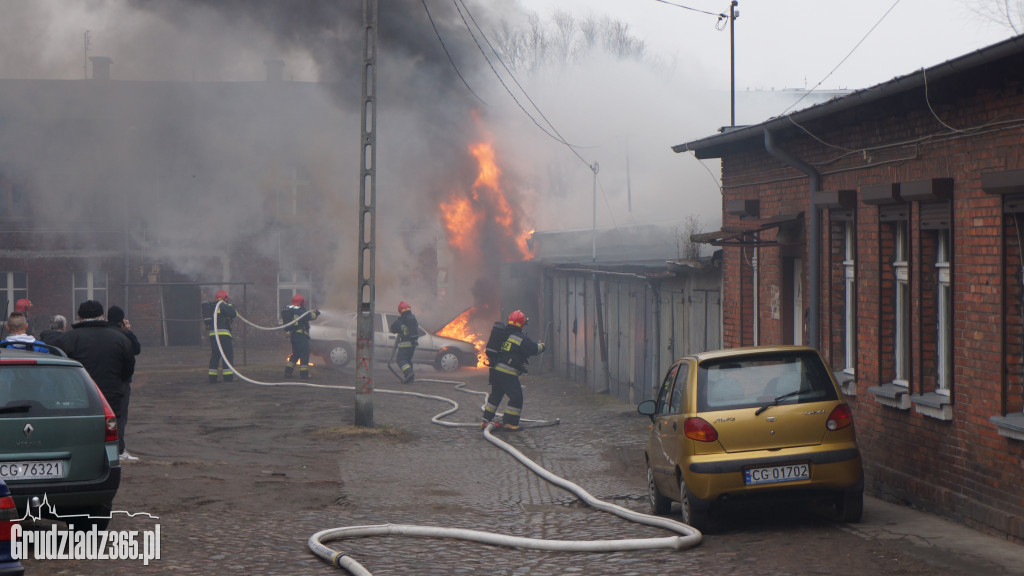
17 345 1024 575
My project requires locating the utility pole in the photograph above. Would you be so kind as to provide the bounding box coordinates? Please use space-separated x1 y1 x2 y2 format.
590 161 599 262
354 0 378 427
84 30 91 79
730 1 738 127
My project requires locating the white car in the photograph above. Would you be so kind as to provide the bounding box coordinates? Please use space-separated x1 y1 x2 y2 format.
308 310 479 372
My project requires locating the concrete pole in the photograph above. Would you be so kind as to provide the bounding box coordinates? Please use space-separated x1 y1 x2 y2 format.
354 0 378 427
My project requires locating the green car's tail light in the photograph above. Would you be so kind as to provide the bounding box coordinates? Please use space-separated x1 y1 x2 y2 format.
0 495 17 541
95 384 119 444
684 417 719 442
826 404 854 431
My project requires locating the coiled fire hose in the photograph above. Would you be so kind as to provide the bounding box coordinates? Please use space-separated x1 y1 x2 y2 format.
211 303 702 574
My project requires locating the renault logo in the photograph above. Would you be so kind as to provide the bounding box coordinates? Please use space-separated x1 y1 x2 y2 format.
23 423 34 437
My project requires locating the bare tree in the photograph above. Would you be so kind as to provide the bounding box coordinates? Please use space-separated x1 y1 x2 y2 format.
966 0 1024 34
551 10 577 66
491 12 647 71
678 214 704 261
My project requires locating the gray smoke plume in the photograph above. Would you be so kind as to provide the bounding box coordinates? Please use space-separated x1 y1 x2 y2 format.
0 0 725 330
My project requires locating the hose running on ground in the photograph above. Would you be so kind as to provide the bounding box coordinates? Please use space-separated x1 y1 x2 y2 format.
212 302 702 573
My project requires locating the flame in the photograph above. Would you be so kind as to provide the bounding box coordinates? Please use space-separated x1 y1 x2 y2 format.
436 307 487 363
440 140 535 261
440 193 482 252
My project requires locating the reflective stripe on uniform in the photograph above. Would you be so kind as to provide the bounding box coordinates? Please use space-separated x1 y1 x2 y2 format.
495 363 519 376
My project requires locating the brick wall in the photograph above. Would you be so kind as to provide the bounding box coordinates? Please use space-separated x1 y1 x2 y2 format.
709 61 1024 540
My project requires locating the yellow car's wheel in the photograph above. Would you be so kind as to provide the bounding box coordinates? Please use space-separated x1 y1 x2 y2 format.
647 464 671 515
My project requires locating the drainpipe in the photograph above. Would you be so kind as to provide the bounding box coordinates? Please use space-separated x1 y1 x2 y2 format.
764 129 820 349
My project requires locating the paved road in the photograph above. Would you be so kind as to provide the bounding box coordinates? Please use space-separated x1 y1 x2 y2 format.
17 346 1024 575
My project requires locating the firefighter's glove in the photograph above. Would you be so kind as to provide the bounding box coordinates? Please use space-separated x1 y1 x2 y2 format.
538 342 546 353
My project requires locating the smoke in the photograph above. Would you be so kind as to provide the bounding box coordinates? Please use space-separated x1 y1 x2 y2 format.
0 0 724 328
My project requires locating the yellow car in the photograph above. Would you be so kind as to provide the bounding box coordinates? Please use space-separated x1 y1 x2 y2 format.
637 346 863 531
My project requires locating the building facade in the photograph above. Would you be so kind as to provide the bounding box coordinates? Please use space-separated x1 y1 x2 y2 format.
678 35 1024 541
0 59 353 347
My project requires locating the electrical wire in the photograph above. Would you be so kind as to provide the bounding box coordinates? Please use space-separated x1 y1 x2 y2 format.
922 67 964 133
779 0 904 117
451 0 593 168
652 0 726 18
421 0 487 105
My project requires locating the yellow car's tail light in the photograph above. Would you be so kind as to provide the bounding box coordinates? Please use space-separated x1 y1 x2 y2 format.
684 417 719 442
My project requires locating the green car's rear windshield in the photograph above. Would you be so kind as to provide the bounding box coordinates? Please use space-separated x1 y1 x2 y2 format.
697 351 838 412
0 365 104 417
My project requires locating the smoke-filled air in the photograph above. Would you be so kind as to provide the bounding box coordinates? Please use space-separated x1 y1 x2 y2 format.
0 0 724 327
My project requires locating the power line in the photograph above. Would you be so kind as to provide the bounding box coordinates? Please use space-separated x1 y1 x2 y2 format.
780 0 903 116
452 0 593 168
652 0 726 18
421 0 487 105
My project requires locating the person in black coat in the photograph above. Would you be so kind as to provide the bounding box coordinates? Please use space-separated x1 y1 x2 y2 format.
107 305 141 461
54 300 135 440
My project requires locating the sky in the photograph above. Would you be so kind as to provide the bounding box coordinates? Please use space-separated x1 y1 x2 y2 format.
519 0 1015 96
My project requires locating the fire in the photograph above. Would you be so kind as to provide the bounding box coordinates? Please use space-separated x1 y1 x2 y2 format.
440 140 535 261
440 194 482 252
437 307 487 363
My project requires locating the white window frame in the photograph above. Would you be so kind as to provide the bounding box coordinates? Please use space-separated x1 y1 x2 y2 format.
278 270 312 311
843 221 856 374
0 271 28 313
73 271 108 316
936 229 952 394
893 221 910 386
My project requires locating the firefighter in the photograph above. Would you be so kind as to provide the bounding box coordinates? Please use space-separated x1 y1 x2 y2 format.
282 294 320 378
14 298 34 336
389 301 418 383
202 289 236 383
481 310 545 431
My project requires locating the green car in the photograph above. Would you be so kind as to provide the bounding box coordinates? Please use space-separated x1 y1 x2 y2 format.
0 344 120 530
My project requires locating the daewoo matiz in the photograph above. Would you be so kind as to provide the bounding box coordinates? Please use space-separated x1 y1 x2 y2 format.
638 346 863 532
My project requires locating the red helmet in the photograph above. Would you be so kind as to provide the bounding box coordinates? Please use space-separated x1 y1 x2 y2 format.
507 310 526 328
292 294 305 307
398 301 411 314
215 290 229 301
14 299 31 312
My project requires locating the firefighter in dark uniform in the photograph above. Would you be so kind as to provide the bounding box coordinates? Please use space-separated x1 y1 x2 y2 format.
203 289 237 383
389 301 418 383
481 310 545 430
283 294 320 378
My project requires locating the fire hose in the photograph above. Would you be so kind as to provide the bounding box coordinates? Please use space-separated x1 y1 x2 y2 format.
211 302 702 574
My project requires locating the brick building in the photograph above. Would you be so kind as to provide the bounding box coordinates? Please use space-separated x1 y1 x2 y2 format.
676 35 1024 541
0 59 353 347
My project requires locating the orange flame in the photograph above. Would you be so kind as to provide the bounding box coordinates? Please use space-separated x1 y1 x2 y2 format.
440 140 534 261
437 307 487 363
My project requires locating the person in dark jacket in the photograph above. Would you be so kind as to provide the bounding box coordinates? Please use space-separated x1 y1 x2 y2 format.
38 314 67 345
108 305 141 461
282 294 320 379
480 310 545 431
389 301 419 383
54 300 135 440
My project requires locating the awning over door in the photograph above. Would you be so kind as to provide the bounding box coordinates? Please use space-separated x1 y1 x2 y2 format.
690 212 803 247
